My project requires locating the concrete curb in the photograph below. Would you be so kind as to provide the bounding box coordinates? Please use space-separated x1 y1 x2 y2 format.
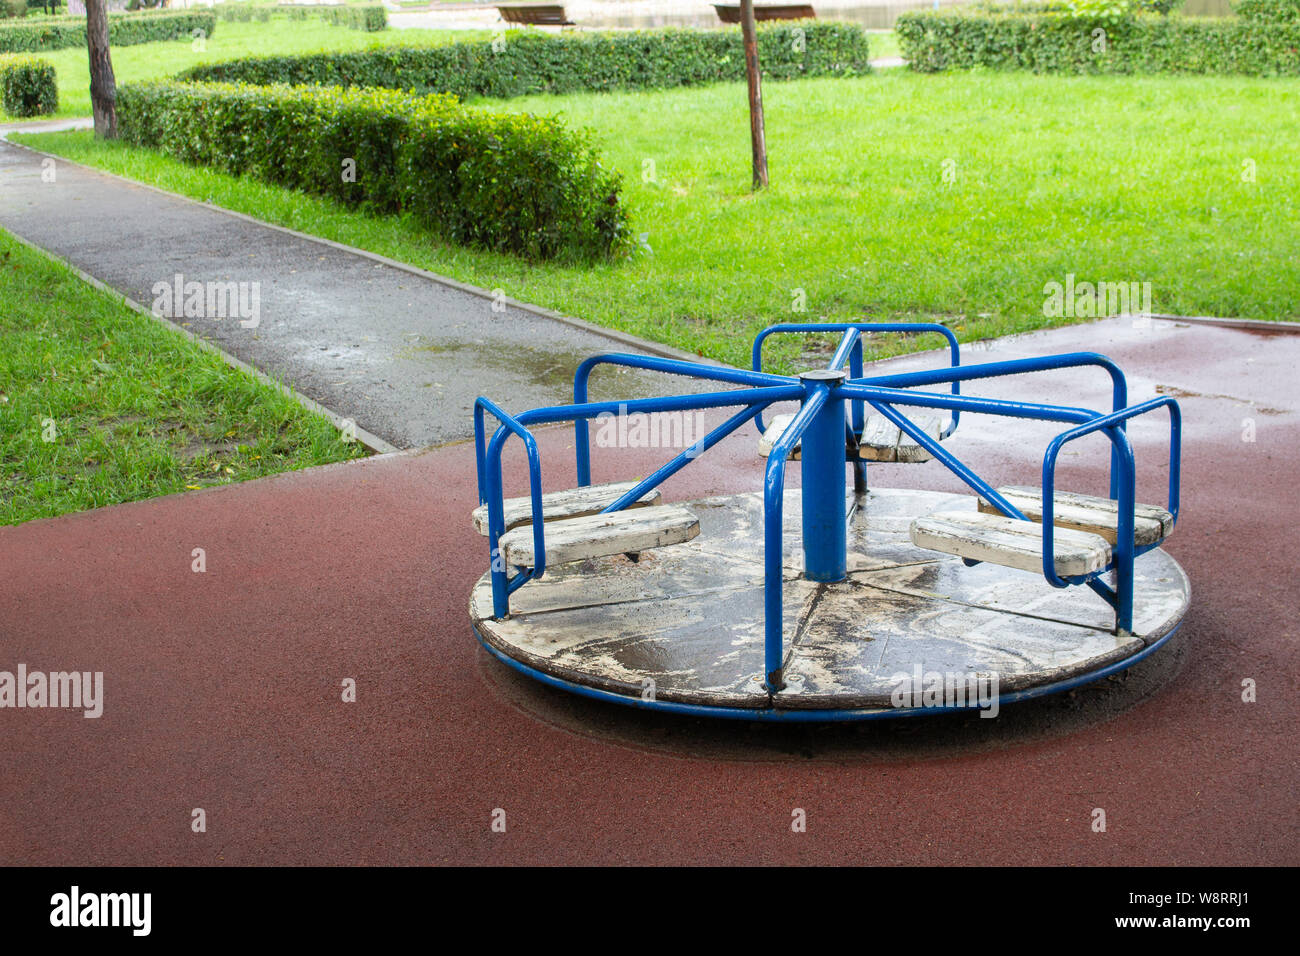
0 118 93 135
1146 314 1300 335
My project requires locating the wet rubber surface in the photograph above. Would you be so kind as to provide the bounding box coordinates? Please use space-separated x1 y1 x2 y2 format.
1 318 1296 865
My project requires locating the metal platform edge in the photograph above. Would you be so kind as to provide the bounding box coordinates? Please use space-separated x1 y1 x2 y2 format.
473 618 1186 723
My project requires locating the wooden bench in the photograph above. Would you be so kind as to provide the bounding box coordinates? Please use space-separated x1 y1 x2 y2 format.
471 481 662 536
910 511 1113 579
976 486 1174 547
474 481 699 569
497 4 575 26
912 487 1175 577
496 505 700 567
758 412 946 464
712 3 816 23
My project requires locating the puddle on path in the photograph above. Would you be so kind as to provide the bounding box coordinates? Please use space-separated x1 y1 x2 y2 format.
399 338 709 403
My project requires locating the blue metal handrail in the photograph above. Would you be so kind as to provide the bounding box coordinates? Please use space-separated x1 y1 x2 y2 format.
836 382 1099 425
474 397 546 619
1043 396 1182 531
839 381 1131 620
751 322 963 436
1041 397 1182 632
761 380 831 691
483 384 806 617
855 349 1131 497
572 352 793 487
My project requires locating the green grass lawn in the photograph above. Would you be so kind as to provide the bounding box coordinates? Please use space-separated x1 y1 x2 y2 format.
868 29 900 60
0 230 365 526
16 70 1300 370
25 19 488 119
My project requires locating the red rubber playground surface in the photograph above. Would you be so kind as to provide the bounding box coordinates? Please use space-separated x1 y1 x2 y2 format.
2 317 1297 866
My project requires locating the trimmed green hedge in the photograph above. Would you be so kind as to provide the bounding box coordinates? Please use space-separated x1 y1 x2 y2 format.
896 11 1300 74
0 52 55 115
214 2 277 23
1235 0 1300 21
972 0 1185 12
180 23 872 98
217 2 387 31
0 10 215 53
117 81 629 261
320 5 386 31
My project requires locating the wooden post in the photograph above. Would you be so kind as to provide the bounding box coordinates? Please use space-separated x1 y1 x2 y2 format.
738 0 768 190
86 0 118 139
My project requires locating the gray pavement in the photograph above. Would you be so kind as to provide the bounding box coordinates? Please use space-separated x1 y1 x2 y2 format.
0 137 703 449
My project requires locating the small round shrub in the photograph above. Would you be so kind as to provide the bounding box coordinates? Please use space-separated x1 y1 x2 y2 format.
0 54 56 116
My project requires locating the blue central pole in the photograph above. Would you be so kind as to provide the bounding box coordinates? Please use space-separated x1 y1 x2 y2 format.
798 370 847 583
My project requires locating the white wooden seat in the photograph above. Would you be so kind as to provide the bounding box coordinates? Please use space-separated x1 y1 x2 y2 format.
859 413 944 463
472 481 662 535
909 510 1112 578
977 486 1173 547
497 505 700 568
756 413 801 458
758 412 946 462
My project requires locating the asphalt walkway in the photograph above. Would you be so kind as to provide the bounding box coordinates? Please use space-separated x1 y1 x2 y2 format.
0 136 695 450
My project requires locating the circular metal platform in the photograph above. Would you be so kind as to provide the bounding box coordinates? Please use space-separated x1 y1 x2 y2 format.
470 489 1190 720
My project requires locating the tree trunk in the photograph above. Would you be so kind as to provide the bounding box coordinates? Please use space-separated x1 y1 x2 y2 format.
738 0 768 190
86 0 118 139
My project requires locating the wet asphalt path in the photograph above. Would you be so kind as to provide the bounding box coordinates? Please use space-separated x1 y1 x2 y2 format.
0 137 703 449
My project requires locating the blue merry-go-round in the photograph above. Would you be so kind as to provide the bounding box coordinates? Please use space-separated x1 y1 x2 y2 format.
468 322 1187 721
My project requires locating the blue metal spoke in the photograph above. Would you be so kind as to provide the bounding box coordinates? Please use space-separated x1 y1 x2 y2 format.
575 352 794 485
601 399 783 514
